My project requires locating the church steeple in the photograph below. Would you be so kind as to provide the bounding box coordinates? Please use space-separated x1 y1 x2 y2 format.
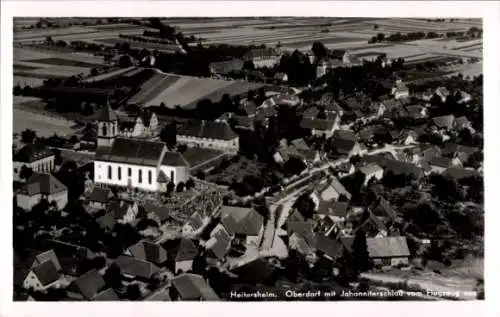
97 99 118 148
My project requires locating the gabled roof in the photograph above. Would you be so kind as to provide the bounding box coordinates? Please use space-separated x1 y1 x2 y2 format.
145 288 172 301
290 138 310 151
317 201 349 218
14 144 54 163
97 103 117 122
359 163 383 176
315 177 352 201
161 152 189 167
175 239 199 262
178 120 238 140
429 156 454 168
157 170 170 183
405 104 426 117
314 234 344 259
128 240 168 265
432 115 455 130
138 110 155 128
244 47 279 60
114 255 160 279
19 173 67 196
171 273 220 301
289 232 315 256
373 197 397 220
95 138 166 167
184 212 204 231
220 206 264 236
93 288 120 301
300 118 335 131
443 167 481 181
96 213 117 230
455 116 471 127
69 269 106 300
435 86 450 97
32 249 62 271
108 200 134 220
89 187 112 204
31 260 60 286
206 225 232 259
366 236 410 258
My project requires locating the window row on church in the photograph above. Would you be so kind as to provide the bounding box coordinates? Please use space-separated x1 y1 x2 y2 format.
107 166 152 184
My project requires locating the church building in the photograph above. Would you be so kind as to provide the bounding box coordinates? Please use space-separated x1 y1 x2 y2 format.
94 105 189 192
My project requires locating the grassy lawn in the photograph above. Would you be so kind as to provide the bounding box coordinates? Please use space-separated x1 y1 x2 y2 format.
206 155 265 185
25 57 101 68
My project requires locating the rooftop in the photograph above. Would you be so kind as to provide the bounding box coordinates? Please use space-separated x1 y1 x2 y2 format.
14 144 54 163
95 138 166 167
178 120 238 141
18 173 67 196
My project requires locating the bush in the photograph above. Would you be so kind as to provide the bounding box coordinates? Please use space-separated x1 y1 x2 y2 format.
176 182 185 192
185 178 195 189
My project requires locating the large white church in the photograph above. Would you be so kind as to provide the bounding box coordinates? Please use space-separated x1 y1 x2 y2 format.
93 105 190 192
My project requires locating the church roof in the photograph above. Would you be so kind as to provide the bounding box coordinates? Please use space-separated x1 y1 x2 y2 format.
94 138 165 167
161 152 190 167
97 104 117 122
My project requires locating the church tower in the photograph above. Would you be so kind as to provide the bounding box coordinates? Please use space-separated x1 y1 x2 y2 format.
96 101 118 148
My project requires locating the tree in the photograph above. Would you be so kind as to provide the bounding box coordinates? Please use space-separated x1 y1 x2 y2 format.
19 165 34 180
293 192 316 220
185 178 195 190
81 103 94 116
160 123 177 148
242 60 255 71
103 263 122 289
351 229 372 275
311 42 328 61
126 284 141 300
21 129 37 144
118 55 132 68
176 182 185 192
167 182 175 193
13 85 22 96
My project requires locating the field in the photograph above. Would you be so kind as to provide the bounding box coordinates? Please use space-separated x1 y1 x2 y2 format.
125 69 265 109
13 97 76 137
13 47 106 86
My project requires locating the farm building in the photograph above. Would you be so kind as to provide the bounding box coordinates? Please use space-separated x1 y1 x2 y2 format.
366 236 410 267
177 120 239 152
209 59 244 75
391 79 410 100
243 47 281 68
13 144 55 181
22 260 61 292
16 173 68 211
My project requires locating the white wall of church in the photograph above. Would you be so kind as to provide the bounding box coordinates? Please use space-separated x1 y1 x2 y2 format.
159 165 189 185
94 161 158 192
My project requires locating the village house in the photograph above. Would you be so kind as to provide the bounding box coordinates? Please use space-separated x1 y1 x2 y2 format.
174 239 199 273
205 223 232 260
431 114 455 131
371 197 398 223
274 72 288 83
114 255 161 281
311 177 352 205
94 137 190 192
428 156 462 174
93 288 120 301
177 120 239 152
443 167 481 182
39 239 95 276
358 163 384 186
88 187 114 210
457 90 472 104
23 260 61 291
119 110 159 138
182 211 210 236
398 129 419 146
273 138 321 166
170 273 220 301
336 162 355 178
314 234 345 263
126 240 168 266
66 269 107 300
405 104 428 119
400 144 442 165
107 199 140 224
329 130 363 157
391 79 410 100
13 144 55 181
28 249 62 272
209 58 243 75
366 236 410 267
316 58 343 78
317 201 349 224
243 47 281 68
16 173 68 211
355 211 389 238
220 205 265 247
454 116 475 133
435 86 451 102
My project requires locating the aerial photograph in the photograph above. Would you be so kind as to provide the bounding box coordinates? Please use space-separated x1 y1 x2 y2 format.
12 17 483 301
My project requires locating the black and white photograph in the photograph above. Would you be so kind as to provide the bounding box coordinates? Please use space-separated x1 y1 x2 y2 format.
1 1 498 313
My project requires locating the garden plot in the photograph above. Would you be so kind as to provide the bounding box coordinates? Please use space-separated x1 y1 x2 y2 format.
444 62 482 78
14 26 98 40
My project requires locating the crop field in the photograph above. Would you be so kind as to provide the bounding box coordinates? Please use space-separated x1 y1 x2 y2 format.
14 76 46 87
13 97 76 137
122 70 264 109
14 47 105 80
